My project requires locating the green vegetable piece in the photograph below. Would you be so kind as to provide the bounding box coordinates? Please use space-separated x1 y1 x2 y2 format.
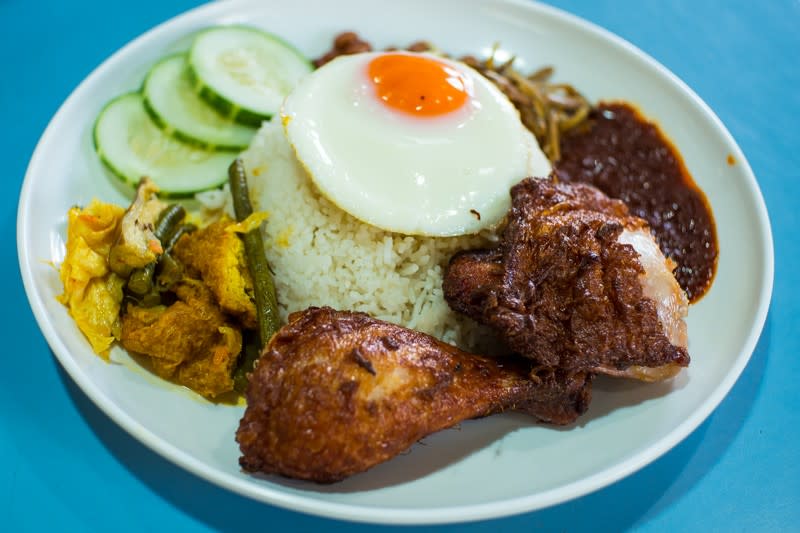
143 53 257 151
93 93 234 197
126 204 186 296
229 158 281 349
233 334 261 393
188 26 312 126
154 253 183 292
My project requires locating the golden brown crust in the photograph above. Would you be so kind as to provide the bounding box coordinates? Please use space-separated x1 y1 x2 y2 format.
236 307 591 483
555 102 718 302
443 178 689 377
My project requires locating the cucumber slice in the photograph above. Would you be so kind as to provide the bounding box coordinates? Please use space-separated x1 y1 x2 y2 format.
188 26 312 127
143 53 256 151
93 93 234 197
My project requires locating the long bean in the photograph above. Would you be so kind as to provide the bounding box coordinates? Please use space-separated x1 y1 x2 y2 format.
153 224 196 292
233 334 261 393
127 204 186 295
228 158 281 349
162 221 195 251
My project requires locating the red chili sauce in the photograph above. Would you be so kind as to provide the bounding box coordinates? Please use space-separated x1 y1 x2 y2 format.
554 102 718 302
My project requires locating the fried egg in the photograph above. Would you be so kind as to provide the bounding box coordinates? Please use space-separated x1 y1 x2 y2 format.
281 51 551 236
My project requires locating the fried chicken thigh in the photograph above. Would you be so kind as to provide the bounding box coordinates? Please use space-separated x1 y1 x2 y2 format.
237 307 592 483
444 177 689 381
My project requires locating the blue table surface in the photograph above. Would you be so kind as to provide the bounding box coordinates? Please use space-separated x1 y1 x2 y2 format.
4 0 798 531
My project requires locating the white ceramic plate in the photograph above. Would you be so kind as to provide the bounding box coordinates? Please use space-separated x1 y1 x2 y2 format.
17 0 773 525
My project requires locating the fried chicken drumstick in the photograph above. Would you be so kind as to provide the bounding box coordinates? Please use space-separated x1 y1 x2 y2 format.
237 306 592 483
444 177 690 381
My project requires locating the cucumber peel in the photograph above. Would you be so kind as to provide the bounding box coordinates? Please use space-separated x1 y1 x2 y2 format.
93 93 234 197
188 25 312 127
143 53 257 151
92 25 312 196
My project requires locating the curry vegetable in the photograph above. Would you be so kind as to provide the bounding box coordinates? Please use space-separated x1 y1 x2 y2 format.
127 203 187 296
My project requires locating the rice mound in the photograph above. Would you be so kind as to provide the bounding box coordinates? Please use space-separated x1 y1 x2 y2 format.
239 120 499 352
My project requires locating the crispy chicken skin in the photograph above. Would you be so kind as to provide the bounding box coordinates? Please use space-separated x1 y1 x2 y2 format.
237 307 592 483
443 178 689 381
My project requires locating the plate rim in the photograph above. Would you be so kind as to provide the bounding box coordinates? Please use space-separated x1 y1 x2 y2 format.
16 0 775 524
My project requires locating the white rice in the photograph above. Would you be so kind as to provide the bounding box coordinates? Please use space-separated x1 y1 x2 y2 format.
238 120 500 351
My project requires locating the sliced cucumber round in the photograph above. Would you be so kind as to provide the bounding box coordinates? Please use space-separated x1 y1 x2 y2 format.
143 53 257 151
188 25 312 127
93 93 234 197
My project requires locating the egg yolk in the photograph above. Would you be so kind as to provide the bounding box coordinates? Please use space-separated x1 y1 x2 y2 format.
368 53 469 117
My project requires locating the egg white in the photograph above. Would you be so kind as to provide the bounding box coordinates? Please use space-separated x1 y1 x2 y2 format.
281 51 551 236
